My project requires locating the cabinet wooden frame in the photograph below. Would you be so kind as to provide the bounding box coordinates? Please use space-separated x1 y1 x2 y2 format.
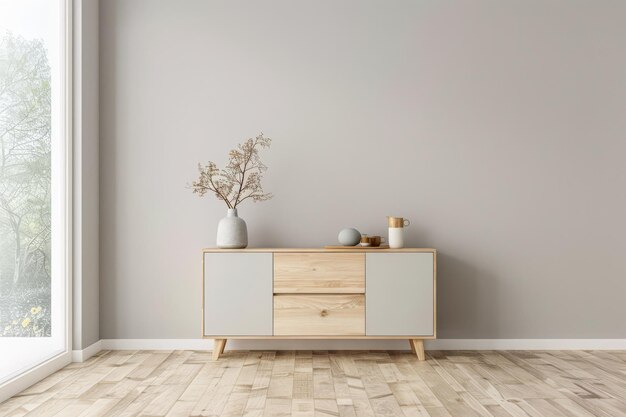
202 248 437 360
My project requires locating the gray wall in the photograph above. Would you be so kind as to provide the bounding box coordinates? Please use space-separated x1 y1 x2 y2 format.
73 0 99 350
100 0 626 344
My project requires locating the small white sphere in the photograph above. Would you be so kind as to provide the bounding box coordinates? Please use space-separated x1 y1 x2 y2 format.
338 228 361 246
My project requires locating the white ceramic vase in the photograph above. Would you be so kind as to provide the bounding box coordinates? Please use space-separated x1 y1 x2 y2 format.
216 208 248 249
388 228 404 249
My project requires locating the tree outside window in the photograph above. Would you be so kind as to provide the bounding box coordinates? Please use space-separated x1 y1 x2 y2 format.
0 33 51 337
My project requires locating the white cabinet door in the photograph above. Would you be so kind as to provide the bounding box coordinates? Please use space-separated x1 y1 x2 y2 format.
204 252 273 336
366 253 434 336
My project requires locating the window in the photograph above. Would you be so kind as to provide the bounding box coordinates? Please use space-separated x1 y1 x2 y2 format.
0 0 70 390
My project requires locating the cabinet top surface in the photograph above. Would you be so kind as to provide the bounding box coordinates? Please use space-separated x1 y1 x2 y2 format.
203 247 436 253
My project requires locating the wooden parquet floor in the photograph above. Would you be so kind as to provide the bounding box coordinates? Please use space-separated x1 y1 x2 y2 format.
1 349 625 416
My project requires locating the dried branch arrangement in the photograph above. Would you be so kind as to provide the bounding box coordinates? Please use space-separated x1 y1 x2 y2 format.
191 134 273 209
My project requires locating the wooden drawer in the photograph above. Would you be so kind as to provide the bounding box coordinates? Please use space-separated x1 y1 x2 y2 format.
274 294 365 336
273 253 365 293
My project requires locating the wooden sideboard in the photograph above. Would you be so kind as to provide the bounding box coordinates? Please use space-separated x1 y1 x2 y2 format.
202 248 437 360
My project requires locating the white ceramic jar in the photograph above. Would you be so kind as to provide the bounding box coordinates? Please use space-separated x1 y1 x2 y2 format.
388 227 404 248
387 216 410 249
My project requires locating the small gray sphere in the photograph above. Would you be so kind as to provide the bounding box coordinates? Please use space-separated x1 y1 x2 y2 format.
338 228 361 246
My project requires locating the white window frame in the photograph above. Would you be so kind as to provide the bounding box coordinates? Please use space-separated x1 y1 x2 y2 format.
0 0 73 403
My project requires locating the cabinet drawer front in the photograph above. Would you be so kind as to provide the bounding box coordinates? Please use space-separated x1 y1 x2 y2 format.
274 294 365 336
274 253 365 293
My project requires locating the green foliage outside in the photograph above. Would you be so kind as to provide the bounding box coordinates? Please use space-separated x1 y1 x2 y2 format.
0 33 52 337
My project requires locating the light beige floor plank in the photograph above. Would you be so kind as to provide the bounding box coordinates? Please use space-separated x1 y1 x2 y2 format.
410 354 487 417
291 398 314 417
50 399 94 417
329 353 357 417
499 351 616 417
1 350 625 417
243 351 276 417
163 400 196 417
222 352 263 417
74 398 119 417
314 398 339 417
334 352 375 417
263 398 291 417
267 351 295 400
193 351 247 416
354 354 405 417
550 399 599 417
138 384 187 416
2 353 116 417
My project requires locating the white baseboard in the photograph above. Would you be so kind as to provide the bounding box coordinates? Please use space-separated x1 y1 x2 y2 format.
0 351 71 404
71 340 103 362
97 338 626 351
428 339 626 350
101 339 213 350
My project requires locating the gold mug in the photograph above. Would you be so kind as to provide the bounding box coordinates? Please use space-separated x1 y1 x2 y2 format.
387 216 410 228
369 235 386 247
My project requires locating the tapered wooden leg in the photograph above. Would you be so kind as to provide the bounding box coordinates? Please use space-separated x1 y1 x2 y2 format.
213 338 227 360
410 339 425 361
